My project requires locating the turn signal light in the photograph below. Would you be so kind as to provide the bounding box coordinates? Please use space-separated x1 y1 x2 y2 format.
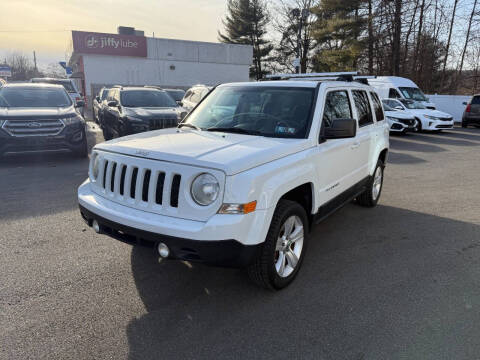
218 201 257 214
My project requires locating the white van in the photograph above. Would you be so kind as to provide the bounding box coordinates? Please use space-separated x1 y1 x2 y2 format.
368 76 436 110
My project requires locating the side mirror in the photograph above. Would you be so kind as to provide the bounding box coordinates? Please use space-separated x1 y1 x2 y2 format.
463 102 468 105
324 118 357 139
108 100 118 107
75 100 85 108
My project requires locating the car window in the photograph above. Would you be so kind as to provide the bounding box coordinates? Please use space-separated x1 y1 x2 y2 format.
471 96 480 105
120 90 178 108
0 87 72 107
107 89 116 101
352 90 374 127
190 89 202 103
101 89 109 101
389 88 401 98
370 92 384 122
114 90 120 102
183 90 193 101
322 90 352 128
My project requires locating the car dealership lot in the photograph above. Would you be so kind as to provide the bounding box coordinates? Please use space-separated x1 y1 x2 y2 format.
1 127 480 360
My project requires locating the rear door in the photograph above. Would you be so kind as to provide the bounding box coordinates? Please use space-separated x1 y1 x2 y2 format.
351 89 375 181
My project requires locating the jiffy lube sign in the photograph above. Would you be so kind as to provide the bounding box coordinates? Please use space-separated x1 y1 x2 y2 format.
72 31 147 57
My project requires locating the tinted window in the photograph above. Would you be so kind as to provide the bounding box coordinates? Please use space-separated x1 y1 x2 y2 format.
370 92 384 121
389 88 401 98
323 91 352 128
185 86 315 138
120 90 177 108
32 79 76 93
165 89 185 102
471 96 480 105
352 90 373 127
0 87 72 107
100 89 109 100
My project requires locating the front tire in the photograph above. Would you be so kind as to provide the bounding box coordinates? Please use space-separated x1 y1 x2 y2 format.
357 160 384 207
414 118 422 132
247 200 308 290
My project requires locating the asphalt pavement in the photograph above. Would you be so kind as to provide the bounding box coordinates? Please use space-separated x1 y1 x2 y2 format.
1 126 480 360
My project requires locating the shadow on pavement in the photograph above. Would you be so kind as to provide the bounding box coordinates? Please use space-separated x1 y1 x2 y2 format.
389 136 446 153
126 205 480 360
387 151 427 164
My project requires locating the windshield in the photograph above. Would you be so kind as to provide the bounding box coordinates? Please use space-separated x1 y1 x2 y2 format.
382 102 395 111
165 90 185 102
120 90 178 108
0 87 72 107
32 79 76 93
399 87 427 101
183 86 315 138
400 99 426 109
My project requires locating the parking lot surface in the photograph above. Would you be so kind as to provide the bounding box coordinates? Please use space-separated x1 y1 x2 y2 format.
1 127 480 360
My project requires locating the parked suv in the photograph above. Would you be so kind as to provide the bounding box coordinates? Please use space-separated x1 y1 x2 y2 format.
0 83 87 157
78 74 389 289
462 95 480 128
31 78 84 116
100 86 185 140
93 87 110 124
181 84 212 111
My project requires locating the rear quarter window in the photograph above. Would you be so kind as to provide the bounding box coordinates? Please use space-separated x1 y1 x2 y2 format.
471 96 480 105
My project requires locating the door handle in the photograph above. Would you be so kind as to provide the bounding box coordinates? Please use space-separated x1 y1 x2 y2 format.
351 142 360 149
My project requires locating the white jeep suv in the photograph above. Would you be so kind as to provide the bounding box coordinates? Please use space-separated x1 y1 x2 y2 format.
78 74 389 289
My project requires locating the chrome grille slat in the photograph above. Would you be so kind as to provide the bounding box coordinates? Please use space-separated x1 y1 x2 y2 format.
90 152 225 221
2 119 65 137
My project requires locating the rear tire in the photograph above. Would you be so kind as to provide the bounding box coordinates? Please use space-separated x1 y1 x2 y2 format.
247 200 308 290
462 121 468 128
74 135 88 158
102 127 113 141
357 160 384 207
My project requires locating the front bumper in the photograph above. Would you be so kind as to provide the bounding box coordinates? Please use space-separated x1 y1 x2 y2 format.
422 118 454 130
0 122 86 155
78 180 270 267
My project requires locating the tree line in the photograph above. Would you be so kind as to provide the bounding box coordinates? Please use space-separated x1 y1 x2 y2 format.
219 0 480 95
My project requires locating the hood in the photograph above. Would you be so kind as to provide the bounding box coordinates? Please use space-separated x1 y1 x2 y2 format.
94 129 312 175
124 107 179 118
0 106 76 119
407 108 452 118
384 110 415 120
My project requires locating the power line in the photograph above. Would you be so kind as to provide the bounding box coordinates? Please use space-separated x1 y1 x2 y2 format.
0 30 70 33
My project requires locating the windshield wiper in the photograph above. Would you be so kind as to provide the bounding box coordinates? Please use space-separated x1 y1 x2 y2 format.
206 127 262 136
178 123 201 131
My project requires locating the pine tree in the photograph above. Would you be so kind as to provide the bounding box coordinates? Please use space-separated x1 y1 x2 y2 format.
219 0 273 79
311 0 367 71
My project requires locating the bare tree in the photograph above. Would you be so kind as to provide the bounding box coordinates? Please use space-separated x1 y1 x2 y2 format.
439 0 459 90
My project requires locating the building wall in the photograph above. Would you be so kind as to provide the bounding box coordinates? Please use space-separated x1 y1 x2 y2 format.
426 94 471 121
81 37 252 99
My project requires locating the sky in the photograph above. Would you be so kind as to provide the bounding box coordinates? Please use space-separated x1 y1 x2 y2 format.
0 0 227 68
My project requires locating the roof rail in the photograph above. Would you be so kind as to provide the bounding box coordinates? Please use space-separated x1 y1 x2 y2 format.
264 72 359 80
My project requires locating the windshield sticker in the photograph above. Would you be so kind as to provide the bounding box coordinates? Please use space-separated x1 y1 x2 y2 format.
275 126 296 134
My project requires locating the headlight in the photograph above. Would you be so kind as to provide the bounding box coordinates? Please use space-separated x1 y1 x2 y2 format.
191 173 220 206
386 116 400 122
425 115 440 120
61 116 83 125
91 154 100 180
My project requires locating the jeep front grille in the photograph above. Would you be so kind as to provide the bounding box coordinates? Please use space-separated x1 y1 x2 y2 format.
150 117 178 130
90 151 225 221
1 119 65 137
96 160 181 208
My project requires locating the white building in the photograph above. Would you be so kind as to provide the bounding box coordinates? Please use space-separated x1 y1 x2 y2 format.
68 29 252 106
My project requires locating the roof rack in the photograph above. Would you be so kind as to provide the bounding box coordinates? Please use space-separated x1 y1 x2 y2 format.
263 72 376 85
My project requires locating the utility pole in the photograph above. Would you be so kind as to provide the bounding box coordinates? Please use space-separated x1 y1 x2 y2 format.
33 51 38 75
292 8 310 74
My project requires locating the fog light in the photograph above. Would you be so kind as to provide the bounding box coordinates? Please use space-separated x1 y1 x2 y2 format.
157 243 170 258
92 220 101 233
